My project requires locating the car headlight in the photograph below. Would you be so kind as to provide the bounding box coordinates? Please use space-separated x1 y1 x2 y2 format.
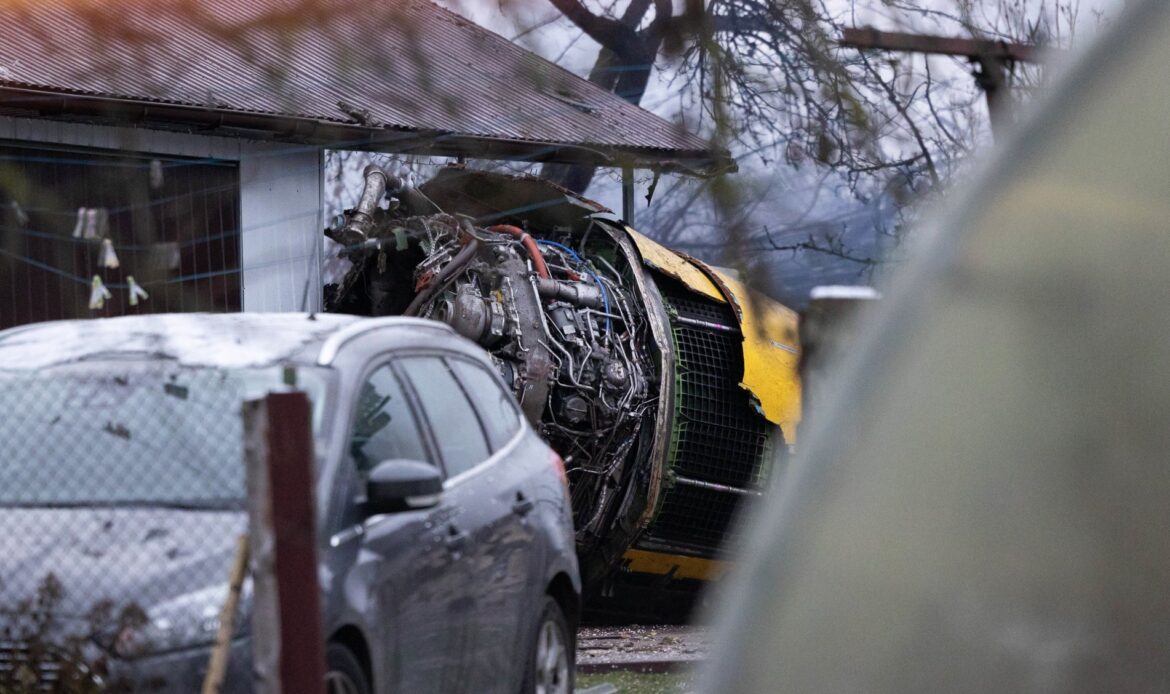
108 580 252 659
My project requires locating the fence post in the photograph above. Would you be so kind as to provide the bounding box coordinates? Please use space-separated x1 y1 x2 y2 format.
244 391 324 694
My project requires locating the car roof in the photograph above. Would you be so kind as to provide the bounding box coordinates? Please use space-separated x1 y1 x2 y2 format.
0 313 458 370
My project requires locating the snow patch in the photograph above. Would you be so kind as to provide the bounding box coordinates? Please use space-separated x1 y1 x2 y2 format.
0 313 360 369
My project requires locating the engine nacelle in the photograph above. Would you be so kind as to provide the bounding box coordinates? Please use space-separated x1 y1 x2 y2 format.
325 165 802 597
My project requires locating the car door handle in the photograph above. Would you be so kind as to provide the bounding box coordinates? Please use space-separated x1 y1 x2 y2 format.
512 492 534 517
445 526 468 552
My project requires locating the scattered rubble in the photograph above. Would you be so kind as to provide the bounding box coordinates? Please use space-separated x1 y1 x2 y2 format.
576 625 707 673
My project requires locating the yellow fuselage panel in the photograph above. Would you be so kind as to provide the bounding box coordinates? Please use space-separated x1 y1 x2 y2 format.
622 223 802 443
709 270 803 443
622 549 730 581
623 227 726 303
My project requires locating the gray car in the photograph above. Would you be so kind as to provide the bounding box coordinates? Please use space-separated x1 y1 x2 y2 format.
0 312 579 693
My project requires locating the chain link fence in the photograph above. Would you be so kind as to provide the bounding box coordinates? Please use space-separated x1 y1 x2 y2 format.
0 364 262 692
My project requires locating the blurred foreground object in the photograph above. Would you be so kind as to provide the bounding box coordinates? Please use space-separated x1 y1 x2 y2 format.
701 0 1170 691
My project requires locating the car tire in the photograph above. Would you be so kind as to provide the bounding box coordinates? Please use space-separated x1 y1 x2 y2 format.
325 643 370 694
521 596 574 694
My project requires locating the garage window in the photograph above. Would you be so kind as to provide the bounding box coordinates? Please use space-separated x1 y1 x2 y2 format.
0 142 240 330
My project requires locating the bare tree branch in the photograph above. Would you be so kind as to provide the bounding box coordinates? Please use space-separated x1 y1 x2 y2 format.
544 0 644 58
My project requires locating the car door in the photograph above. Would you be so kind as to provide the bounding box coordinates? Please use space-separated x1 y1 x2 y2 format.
342 360 464 692
395 355 498 692
445 356 540 692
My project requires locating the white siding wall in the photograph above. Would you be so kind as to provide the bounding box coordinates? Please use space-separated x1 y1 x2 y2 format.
239 147 323 312
0 116 323 312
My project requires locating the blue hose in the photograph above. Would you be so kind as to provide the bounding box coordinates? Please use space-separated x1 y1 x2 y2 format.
535 239 612 333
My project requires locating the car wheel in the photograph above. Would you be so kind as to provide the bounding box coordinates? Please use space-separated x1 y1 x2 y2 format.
325 643 370 694
522 597 574 694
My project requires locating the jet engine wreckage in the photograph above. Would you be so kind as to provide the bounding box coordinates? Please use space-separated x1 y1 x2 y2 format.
326 165 801 603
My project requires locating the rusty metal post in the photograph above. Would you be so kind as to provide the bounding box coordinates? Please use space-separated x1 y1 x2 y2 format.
244 392 323 694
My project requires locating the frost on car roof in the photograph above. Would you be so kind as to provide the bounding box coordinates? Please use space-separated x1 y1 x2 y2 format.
0 313 361 370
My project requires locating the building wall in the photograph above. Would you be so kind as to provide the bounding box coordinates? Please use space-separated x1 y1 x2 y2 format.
239 147 323 312
0 116 323 313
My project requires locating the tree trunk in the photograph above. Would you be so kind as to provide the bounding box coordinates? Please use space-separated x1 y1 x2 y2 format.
540 0 664 194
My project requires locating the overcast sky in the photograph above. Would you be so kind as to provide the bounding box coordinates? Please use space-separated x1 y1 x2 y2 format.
423 0 1125 305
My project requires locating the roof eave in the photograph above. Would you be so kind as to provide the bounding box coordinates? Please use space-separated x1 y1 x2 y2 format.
0 85 733 175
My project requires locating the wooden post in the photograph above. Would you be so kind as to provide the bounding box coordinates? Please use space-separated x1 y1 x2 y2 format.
840 28 1040 62
244 392 324 694
244 397 280 693
839 28 1047 134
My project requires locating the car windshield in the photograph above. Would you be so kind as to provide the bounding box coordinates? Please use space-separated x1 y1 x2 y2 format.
0 361 329 510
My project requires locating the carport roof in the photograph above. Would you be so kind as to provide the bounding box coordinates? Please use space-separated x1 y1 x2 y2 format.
0 0 729 174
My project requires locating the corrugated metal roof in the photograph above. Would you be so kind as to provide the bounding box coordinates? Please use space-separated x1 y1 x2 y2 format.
0 0 725 170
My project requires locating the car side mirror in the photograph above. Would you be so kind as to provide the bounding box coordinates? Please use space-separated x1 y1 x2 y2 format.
365 460 442 516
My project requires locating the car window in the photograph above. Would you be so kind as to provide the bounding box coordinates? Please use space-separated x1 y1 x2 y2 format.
349 364 430 475
448 358 521 451
0 363 330 509
399 356 491 479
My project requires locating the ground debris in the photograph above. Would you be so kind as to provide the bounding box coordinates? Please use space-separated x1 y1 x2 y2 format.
577 625 707 668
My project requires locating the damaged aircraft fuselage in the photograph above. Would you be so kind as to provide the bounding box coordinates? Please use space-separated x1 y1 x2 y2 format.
325 165 801 596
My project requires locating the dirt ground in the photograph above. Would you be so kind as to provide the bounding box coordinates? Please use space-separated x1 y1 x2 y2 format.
577 624 708 669
577 670 693 694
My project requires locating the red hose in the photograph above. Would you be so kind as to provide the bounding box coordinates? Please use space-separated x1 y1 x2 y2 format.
488 224 551 279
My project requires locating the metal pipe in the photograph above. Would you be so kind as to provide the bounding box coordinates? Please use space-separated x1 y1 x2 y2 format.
337 165 388 246
535 277 603 308
488 224 551 279
675 315 739 333
672 475 762 496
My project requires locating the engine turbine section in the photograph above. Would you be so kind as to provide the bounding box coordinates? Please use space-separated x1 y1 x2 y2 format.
418 222 655 543
325 165 803 605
